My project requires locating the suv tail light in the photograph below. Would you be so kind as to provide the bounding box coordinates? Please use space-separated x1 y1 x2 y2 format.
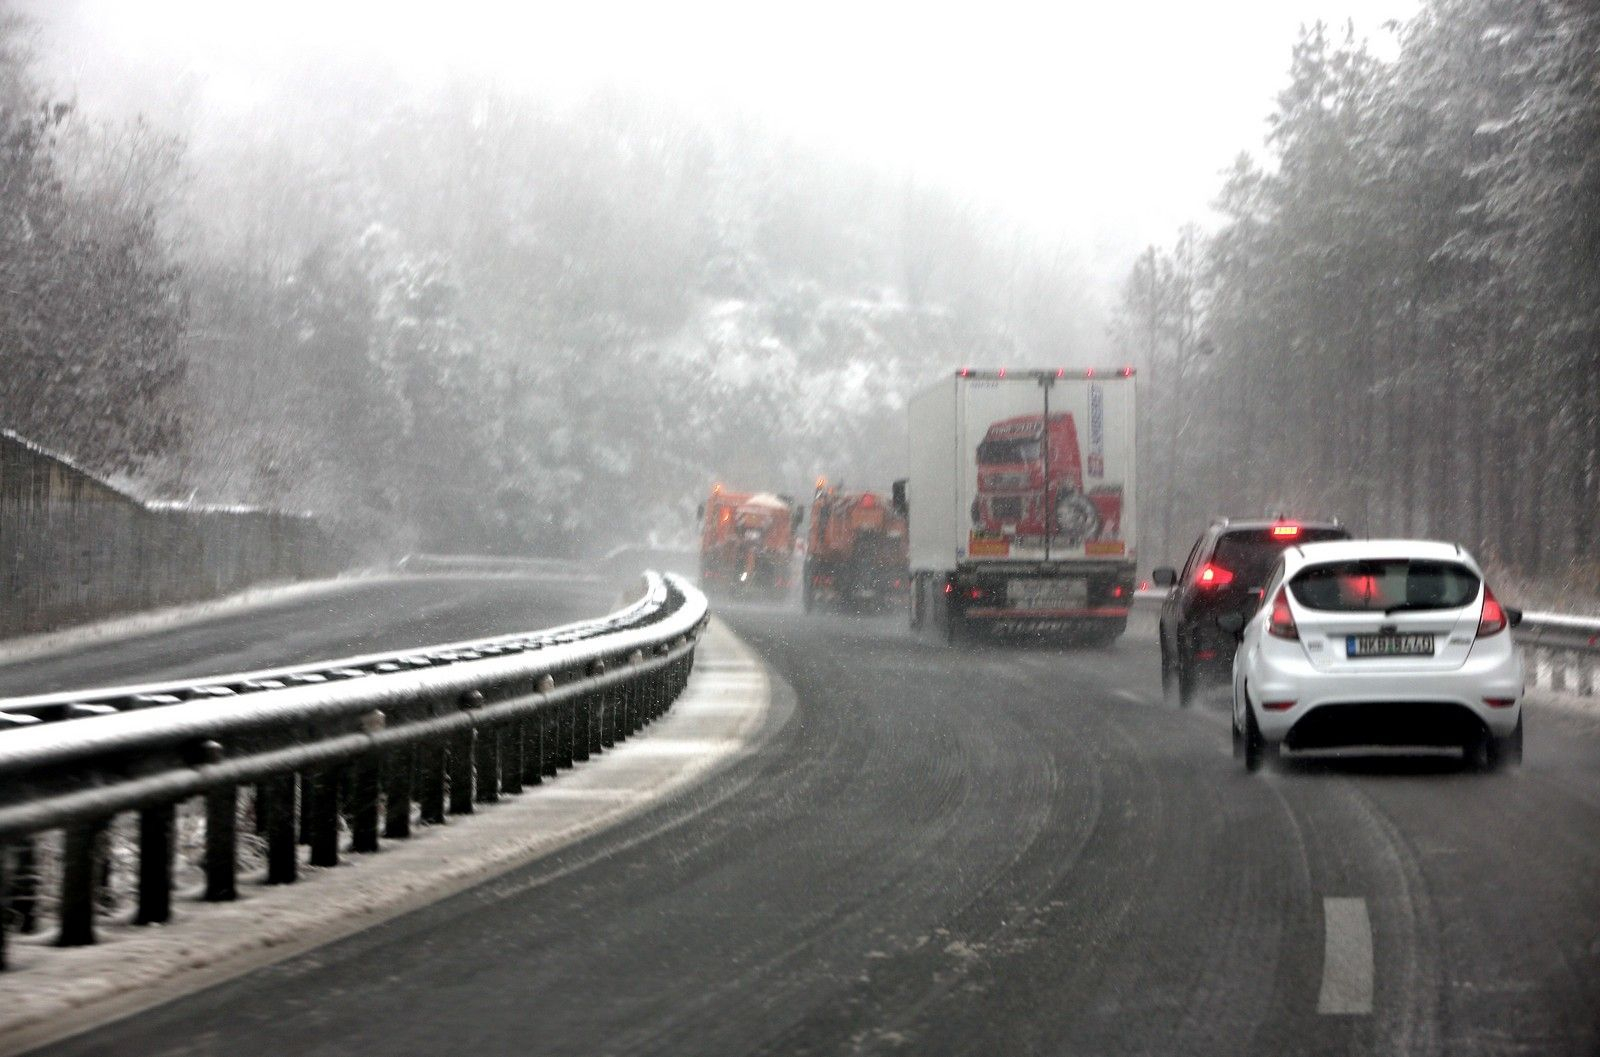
1196 563 1234 588
1476 587 1508 637
1268 587 1298 640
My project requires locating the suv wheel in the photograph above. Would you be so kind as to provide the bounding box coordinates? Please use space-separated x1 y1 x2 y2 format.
1175 649 1198 708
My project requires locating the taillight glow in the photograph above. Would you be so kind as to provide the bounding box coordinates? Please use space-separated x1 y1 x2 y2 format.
1196 563 1234 588
1477 587 1508 637
1270 524 1301 538
1268 587 1298 640
969 588 982 600
860 493 875 508
1111 585 1125 598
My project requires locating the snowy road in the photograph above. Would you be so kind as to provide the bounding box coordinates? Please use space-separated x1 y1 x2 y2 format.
0 572 620 699
20 600 1600 1056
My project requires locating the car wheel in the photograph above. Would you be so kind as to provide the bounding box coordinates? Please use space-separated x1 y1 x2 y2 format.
1231 684 1244 759
1243 699 1273 773
1176 651 1198 708
1478 715 1523 772
1158 639 1184 703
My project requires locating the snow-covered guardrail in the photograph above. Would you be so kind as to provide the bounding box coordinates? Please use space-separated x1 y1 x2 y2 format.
0 572 708 969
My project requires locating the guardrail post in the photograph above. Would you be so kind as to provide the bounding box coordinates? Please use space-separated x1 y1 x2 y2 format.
310 768 340 867
475 724 501 805
502 719 524 795
420 739 447 825
558 699 576 770
522 713 543 787
352 755 381 853
58 820 105 947
1551 648 1568 692
205 786 238 901
265 774 298 884
572 693 591 763
298 771 315 845
385 744 414 839
449 728 476 815
11 839 37 935
136 801 176 924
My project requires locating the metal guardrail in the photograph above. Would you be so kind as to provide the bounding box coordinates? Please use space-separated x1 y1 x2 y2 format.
0 571 708 969
0 574 671 730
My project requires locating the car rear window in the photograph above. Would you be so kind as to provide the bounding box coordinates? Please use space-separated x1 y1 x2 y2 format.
1289 559 1481 612
1211 528 1347 589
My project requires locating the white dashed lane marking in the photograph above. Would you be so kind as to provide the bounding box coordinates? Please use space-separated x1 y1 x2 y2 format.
1318 897 1374 1015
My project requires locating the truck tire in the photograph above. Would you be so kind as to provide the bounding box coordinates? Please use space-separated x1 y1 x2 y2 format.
909 574 925 629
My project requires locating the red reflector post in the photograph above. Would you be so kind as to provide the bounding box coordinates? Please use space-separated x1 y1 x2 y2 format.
1268 587 1299 640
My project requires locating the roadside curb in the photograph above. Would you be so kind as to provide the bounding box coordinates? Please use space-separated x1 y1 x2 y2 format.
0 616 770 1057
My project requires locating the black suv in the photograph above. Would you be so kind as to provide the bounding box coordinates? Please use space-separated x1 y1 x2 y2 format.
1154 518 1350 707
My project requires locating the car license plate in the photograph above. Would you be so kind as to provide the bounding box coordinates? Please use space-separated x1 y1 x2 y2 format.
1346 634 1434 658
1007 579 1086 610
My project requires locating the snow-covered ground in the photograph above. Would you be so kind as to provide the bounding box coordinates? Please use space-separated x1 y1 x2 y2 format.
0 618 776 1057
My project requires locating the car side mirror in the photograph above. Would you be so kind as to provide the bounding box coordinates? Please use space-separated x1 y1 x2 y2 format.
1216 611 1246 637
1152 567 1177 588
1506 606 1523 629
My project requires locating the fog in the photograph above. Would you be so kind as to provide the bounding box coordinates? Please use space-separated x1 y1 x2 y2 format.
2 0 1595 602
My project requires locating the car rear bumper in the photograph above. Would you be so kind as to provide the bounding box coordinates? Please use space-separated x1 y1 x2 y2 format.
1249 649 1523 744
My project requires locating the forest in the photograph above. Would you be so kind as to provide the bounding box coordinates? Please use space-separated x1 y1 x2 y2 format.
1118 0 1598 596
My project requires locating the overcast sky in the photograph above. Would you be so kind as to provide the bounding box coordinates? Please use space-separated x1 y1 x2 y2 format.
25 0 1419 288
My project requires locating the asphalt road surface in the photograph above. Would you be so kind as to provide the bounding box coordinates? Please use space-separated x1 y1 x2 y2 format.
24 602 1600 1056
0 573 622 698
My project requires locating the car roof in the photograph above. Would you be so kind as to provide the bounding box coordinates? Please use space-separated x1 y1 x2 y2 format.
1283 539 1481 574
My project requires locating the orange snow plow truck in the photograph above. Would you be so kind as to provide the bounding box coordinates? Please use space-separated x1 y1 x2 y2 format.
697 484 801 598
801 481 910 613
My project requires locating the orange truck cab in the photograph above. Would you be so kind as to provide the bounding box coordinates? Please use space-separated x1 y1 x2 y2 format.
801 481 910 613
697 485 801 598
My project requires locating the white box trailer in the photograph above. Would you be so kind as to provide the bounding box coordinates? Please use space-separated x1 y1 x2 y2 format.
898 368 1138 643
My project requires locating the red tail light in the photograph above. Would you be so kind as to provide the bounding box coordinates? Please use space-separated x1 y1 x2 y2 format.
1268 587 1298 640
1477 587 1507 637
1196 563 1234 588
860 493 875 508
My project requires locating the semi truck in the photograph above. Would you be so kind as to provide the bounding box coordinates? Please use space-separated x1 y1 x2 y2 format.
697 485 801 599
801 482 910 613
900 368 1138 644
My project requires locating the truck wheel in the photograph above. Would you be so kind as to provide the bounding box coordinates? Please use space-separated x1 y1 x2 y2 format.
909 575 924 629
1474 716 1523 772
944 592 964 646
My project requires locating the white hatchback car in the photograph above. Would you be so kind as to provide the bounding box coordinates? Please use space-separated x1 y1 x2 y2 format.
1226 540 1524 772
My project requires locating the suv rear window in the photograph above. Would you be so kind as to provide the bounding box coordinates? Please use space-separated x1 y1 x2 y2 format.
1211 528 1347 589
1290 559 1481 612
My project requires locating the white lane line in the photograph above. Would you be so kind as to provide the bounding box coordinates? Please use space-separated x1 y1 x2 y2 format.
1112 688 1143 703
1318 897 1374 1015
